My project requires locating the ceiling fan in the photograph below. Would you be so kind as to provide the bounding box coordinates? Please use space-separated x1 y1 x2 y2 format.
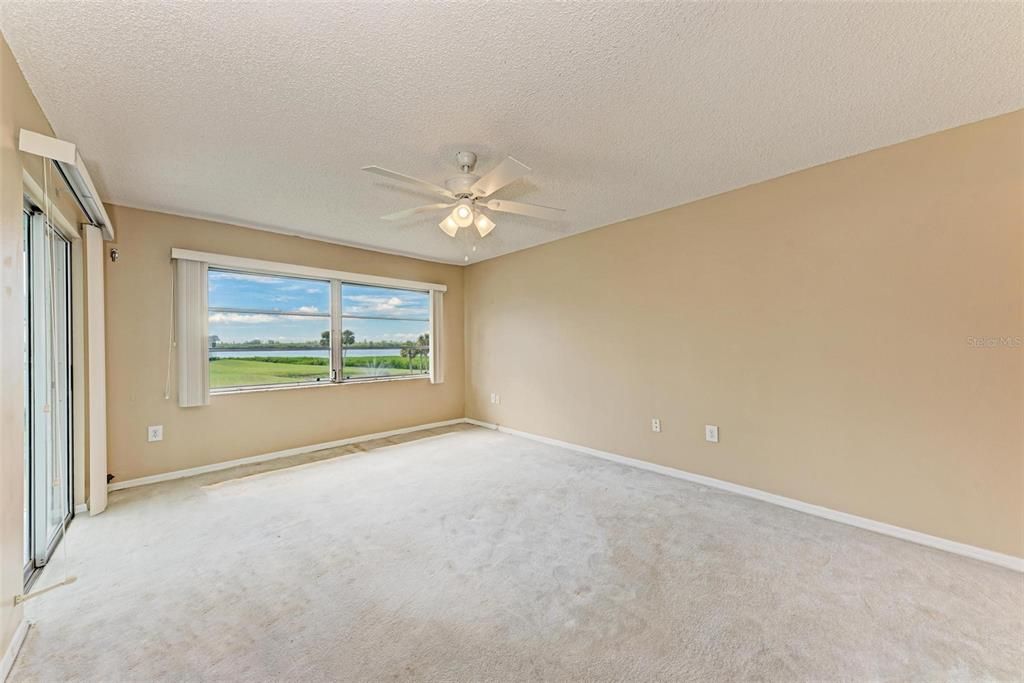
362 152 565 238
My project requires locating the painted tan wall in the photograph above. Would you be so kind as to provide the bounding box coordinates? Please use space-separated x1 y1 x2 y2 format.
102 205 465 483
465 112 1024 558
1 37 1018 677
0 31 88 663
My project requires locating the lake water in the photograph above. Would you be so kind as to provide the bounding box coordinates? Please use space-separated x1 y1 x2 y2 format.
209 348 401 358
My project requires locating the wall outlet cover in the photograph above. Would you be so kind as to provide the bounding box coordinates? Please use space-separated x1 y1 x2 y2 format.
705 425 719 443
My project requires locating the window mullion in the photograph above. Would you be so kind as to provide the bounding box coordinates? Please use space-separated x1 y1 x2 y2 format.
330 280 342 382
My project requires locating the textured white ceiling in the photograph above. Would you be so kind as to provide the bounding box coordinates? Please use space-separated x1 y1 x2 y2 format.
2 2 1021 264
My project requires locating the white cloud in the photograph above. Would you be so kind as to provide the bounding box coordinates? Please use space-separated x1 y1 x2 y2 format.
210 311 326 324
344 293 428 316
208 312 275 324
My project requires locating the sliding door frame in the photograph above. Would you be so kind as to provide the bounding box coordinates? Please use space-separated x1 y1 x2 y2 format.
23 199 75 589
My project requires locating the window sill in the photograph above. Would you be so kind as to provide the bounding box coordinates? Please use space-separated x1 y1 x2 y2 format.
211 374 431 397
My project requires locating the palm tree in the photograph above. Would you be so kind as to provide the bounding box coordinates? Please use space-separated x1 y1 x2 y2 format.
338 330 356 375
417 333 429 372
323 329 355 346
399 333 430 373
400 343 418 373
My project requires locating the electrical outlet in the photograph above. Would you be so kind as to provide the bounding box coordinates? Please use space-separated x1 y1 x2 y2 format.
495 394 500 405
651 418 661 433
705 424 719 443
490 393 496 404
147 425 163 442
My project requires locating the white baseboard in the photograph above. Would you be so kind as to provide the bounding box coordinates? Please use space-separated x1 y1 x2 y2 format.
74 503 88 515
1 619 29 683
102 414 1022 572
108 418 467 492
466 418 1023 573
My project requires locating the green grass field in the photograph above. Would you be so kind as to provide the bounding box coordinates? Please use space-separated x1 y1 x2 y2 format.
209 355 428 389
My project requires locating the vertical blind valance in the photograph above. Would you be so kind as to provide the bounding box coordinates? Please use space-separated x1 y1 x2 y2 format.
175 258 209 407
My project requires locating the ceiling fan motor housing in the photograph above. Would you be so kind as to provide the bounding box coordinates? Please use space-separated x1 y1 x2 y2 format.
445 173 480 197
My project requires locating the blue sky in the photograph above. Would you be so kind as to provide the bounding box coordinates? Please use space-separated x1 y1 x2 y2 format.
208 270 428 345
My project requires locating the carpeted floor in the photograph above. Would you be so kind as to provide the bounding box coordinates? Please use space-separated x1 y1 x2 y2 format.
11 425 1023 681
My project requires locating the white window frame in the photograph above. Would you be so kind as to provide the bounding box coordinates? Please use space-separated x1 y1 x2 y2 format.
207 266 333 391
336 281 432 383
176 250 446 394
173 250 447 294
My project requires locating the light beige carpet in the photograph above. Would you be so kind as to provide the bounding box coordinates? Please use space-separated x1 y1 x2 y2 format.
11 425 1022 681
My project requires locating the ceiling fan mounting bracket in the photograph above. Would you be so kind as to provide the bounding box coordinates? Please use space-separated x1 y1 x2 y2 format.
455 151 477 173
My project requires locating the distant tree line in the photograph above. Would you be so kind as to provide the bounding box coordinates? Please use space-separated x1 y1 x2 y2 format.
210 330 428 351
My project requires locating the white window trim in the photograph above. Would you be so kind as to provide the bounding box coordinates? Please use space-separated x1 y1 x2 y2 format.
181 250 444 396
171 249 446 293
212 373 428 396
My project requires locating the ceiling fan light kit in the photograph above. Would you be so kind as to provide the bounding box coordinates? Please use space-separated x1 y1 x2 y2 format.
439 214 460 237
452 200 475 228
363 151 565 242
439 204 496 239
474 212 496 237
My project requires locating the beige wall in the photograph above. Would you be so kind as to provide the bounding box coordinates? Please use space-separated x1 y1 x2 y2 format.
1 39 1019 677
465 112 1024 558
102 205 465 483
0 31 88 663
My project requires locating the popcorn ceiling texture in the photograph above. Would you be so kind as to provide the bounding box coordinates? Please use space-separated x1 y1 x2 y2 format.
0 2 1020 264
9 427 1022 681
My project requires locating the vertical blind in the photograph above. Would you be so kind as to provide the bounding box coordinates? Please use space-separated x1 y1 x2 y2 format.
430 289 444 385
175 258 210 407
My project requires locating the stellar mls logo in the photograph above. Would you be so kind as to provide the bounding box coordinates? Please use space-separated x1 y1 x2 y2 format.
967 336 1023 349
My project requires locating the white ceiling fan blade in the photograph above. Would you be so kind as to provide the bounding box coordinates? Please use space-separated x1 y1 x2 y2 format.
362 166 455 199
470 156 531 197
485 199 565 221
381 203 454 221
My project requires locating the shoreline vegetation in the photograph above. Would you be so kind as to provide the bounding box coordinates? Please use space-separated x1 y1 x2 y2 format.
209 342 408 350
209 333 430 388
209 354 429 388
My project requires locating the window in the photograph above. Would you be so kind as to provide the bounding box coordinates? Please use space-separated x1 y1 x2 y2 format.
341 284 429 380
207 268 431 391
208 270 332 389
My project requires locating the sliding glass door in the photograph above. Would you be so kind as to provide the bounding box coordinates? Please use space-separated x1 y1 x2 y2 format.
23 202 73 586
